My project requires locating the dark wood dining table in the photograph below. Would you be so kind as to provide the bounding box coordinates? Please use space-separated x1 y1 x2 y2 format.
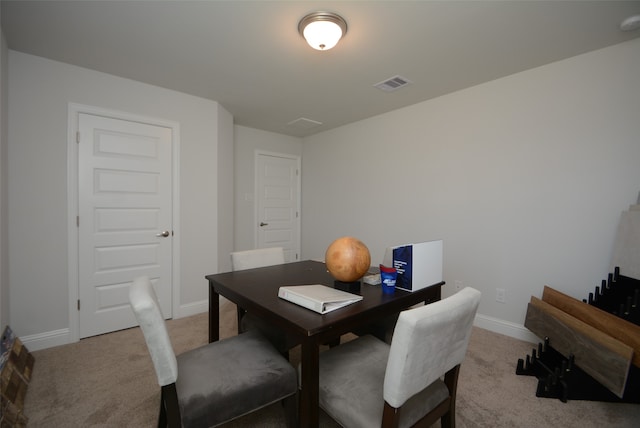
206 260 443 428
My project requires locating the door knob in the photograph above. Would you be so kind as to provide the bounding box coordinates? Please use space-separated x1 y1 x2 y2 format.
260 222 268 227
156 230 170 237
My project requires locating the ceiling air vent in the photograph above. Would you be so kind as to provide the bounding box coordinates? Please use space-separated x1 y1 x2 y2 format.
373 75 412 92
286 117 323 130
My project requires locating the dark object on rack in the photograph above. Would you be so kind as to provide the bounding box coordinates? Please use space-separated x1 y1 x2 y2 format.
584 267 640 326
516 337 640 403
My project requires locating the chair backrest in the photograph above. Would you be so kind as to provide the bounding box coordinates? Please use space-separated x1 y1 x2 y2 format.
383 287 481 408
230 247 285 271
128 276 178 387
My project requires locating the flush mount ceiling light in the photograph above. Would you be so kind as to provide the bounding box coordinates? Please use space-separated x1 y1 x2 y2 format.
298 12 347 51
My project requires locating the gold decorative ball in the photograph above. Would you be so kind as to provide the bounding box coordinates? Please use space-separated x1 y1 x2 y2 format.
325 236 371 282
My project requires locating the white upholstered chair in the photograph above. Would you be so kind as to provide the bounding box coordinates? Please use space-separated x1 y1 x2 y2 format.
316 287 481 428
230 246 285 271
230 247 299 355
129 276 298 428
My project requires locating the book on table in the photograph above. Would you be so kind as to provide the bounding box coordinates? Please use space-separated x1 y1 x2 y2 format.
278 284 363 314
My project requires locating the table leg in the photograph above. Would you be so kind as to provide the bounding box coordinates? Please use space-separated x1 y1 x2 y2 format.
423 284 442 306
299 338 320 428
209 281 219 343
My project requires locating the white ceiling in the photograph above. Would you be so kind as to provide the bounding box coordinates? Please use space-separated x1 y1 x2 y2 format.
2 1 640 137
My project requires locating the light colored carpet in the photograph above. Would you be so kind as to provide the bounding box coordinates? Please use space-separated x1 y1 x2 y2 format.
23 302 640 427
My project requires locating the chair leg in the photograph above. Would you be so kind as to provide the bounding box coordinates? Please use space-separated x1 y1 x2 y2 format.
441 412 455 428
326 338 341 348
236 306 246 335
441 365 461 428
282 393 298 428
158 393 167 428
160 384 181 428
382 402 401 428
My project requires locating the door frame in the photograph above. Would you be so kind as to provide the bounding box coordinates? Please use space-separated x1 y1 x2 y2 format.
254 150 301 259
67 103 181 343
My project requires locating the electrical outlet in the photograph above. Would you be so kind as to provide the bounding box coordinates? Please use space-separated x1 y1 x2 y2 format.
454 280 463 290
496 288 506 303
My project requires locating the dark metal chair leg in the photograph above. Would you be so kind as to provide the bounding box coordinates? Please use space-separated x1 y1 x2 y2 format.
160 384 181 428
157 395 166 428
282 393 298 428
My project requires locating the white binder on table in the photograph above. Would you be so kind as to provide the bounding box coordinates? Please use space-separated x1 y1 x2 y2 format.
278 284 363 314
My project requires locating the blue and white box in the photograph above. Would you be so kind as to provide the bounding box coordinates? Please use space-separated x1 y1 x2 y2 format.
383 240 443 292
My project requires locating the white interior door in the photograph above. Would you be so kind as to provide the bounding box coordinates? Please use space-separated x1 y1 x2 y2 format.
77 113 173 338
256 153 301 262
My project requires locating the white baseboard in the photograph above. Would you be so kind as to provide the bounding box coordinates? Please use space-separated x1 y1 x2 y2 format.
173 297 234 319
20 301 211 351
175 299 208 318
21 308 540 352
474 313 541 344
20 328 71 352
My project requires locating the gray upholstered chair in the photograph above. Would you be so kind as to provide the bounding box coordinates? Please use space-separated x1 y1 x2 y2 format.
230 247 299 355
129 276 298 428
316 287 481 428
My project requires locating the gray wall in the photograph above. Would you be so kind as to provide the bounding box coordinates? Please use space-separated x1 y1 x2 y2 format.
8 51 233 349
301 38 640 340
6 36 639 348
217 108 235 274
233 125 302 258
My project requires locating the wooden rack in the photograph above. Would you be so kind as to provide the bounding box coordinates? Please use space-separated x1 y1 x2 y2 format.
516 268 640 403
